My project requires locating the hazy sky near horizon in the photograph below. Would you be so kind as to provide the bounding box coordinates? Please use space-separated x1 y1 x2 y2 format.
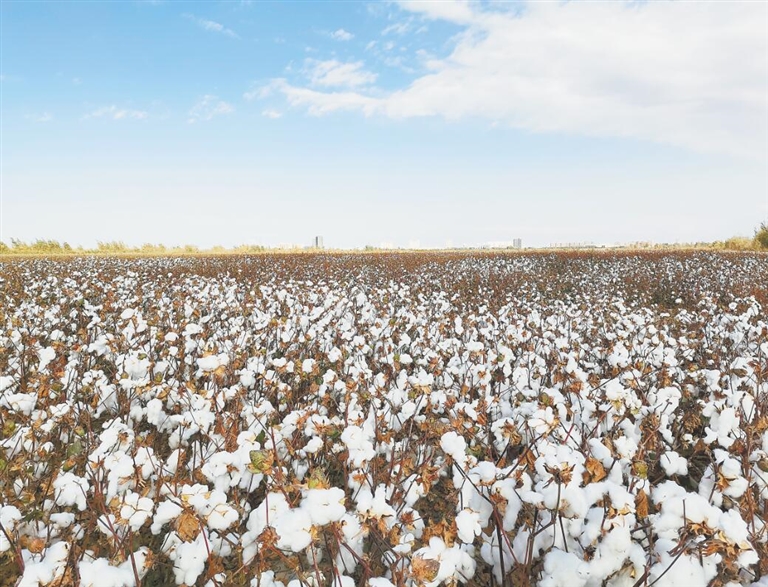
1 0 767 249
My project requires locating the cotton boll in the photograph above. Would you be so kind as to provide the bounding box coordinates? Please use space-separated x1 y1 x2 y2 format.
273 508 313 552
712 449 748 498
539 549 589 587
49 512 74 530
341 425 375 467
118 491 154 531
304 436 323 454
455 509 481 543
17 541 70 587
240 370 257 388
702 407 740 449
648 539 718 587
1 393 38 416
201 451 241 492
440 431 468 469
718 509 754 551
334 512 365 574
0 506 22 552
660 451 688 477
171 533 209 586
302 487 346 526
207 502 239 531
0 375 16 392
480 532 515 581
37 347 56 372
242 492 291 563
53 472 89 511
587 526 632 582
78 557 135 587
196 353 229 372
250 571 286 587
151 500 182 535
205 574 227 587
475 460 497 483
613 435 638 460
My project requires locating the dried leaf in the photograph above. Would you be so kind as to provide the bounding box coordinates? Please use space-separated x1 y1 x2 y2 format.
175 510 201 542
635 490 649 519
585 457 607 483
410 555 440 583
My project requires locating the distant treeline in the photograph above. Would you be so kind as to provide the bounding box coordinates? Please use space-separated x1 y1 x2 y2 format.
1 225 767 255
0 240 269 255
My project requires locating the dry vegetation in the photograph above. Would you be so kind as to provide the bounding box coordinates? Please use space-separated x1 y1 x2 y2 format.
0 251 767 587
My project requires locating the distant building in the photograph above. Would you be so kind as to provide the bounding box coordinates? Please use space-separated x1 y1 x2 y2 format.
513 238 522 249
313 236 324 249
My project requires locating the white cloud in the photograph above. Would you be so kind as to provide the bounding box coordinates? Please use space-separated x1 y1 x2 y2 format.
261 109 283 119
82 106 148 121
243 83 273 101
305 59 377 88
26 112 53 123
396 0 474 25
266 79 380 116
382 17 415 36
330 28 354 41
188 95 234 123
266 0 768 158
183 13 239 39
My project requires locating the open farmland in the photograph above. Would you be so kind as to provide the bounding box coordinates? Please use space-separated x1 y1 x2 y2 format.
1 252 767 587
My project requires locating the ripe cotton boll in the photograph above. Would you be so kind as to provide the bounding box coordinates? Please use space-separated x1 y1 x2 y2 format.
341 425 375 467
455 508 481 543
78 552 150 587
37 347 56 372
168 532 209 586
17 542 70 587
118 491 154 531
196 353 229 372
659 451 688 476
540 549 589 587
273 508 313 552
0 506 22 552
440 431 468 469
302 487 346 525
151 500 183 535
52 472 89 511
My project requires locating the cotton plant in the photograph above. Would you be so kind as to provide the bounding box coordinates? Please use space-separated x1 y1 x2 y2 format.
0 253 767 585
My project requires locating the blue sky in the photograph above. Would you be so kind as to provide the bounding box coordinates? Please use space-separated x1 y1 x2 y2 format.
1 0 767 249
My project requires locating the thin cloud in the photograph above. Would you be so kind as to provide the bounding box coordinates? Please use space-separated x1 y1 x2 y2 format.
82 105 148 121
265 0 767 158
381 19 413 36
26 112 53 123
305 59 377 88
243 83 273 101
183 13 239 39
188 95 234 123
329 28 354 41
265 79 380 116
261 109 283 119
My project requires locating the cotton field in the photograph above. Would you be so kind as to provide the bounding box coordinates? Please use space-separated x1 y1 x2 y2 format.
0 252 767 587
